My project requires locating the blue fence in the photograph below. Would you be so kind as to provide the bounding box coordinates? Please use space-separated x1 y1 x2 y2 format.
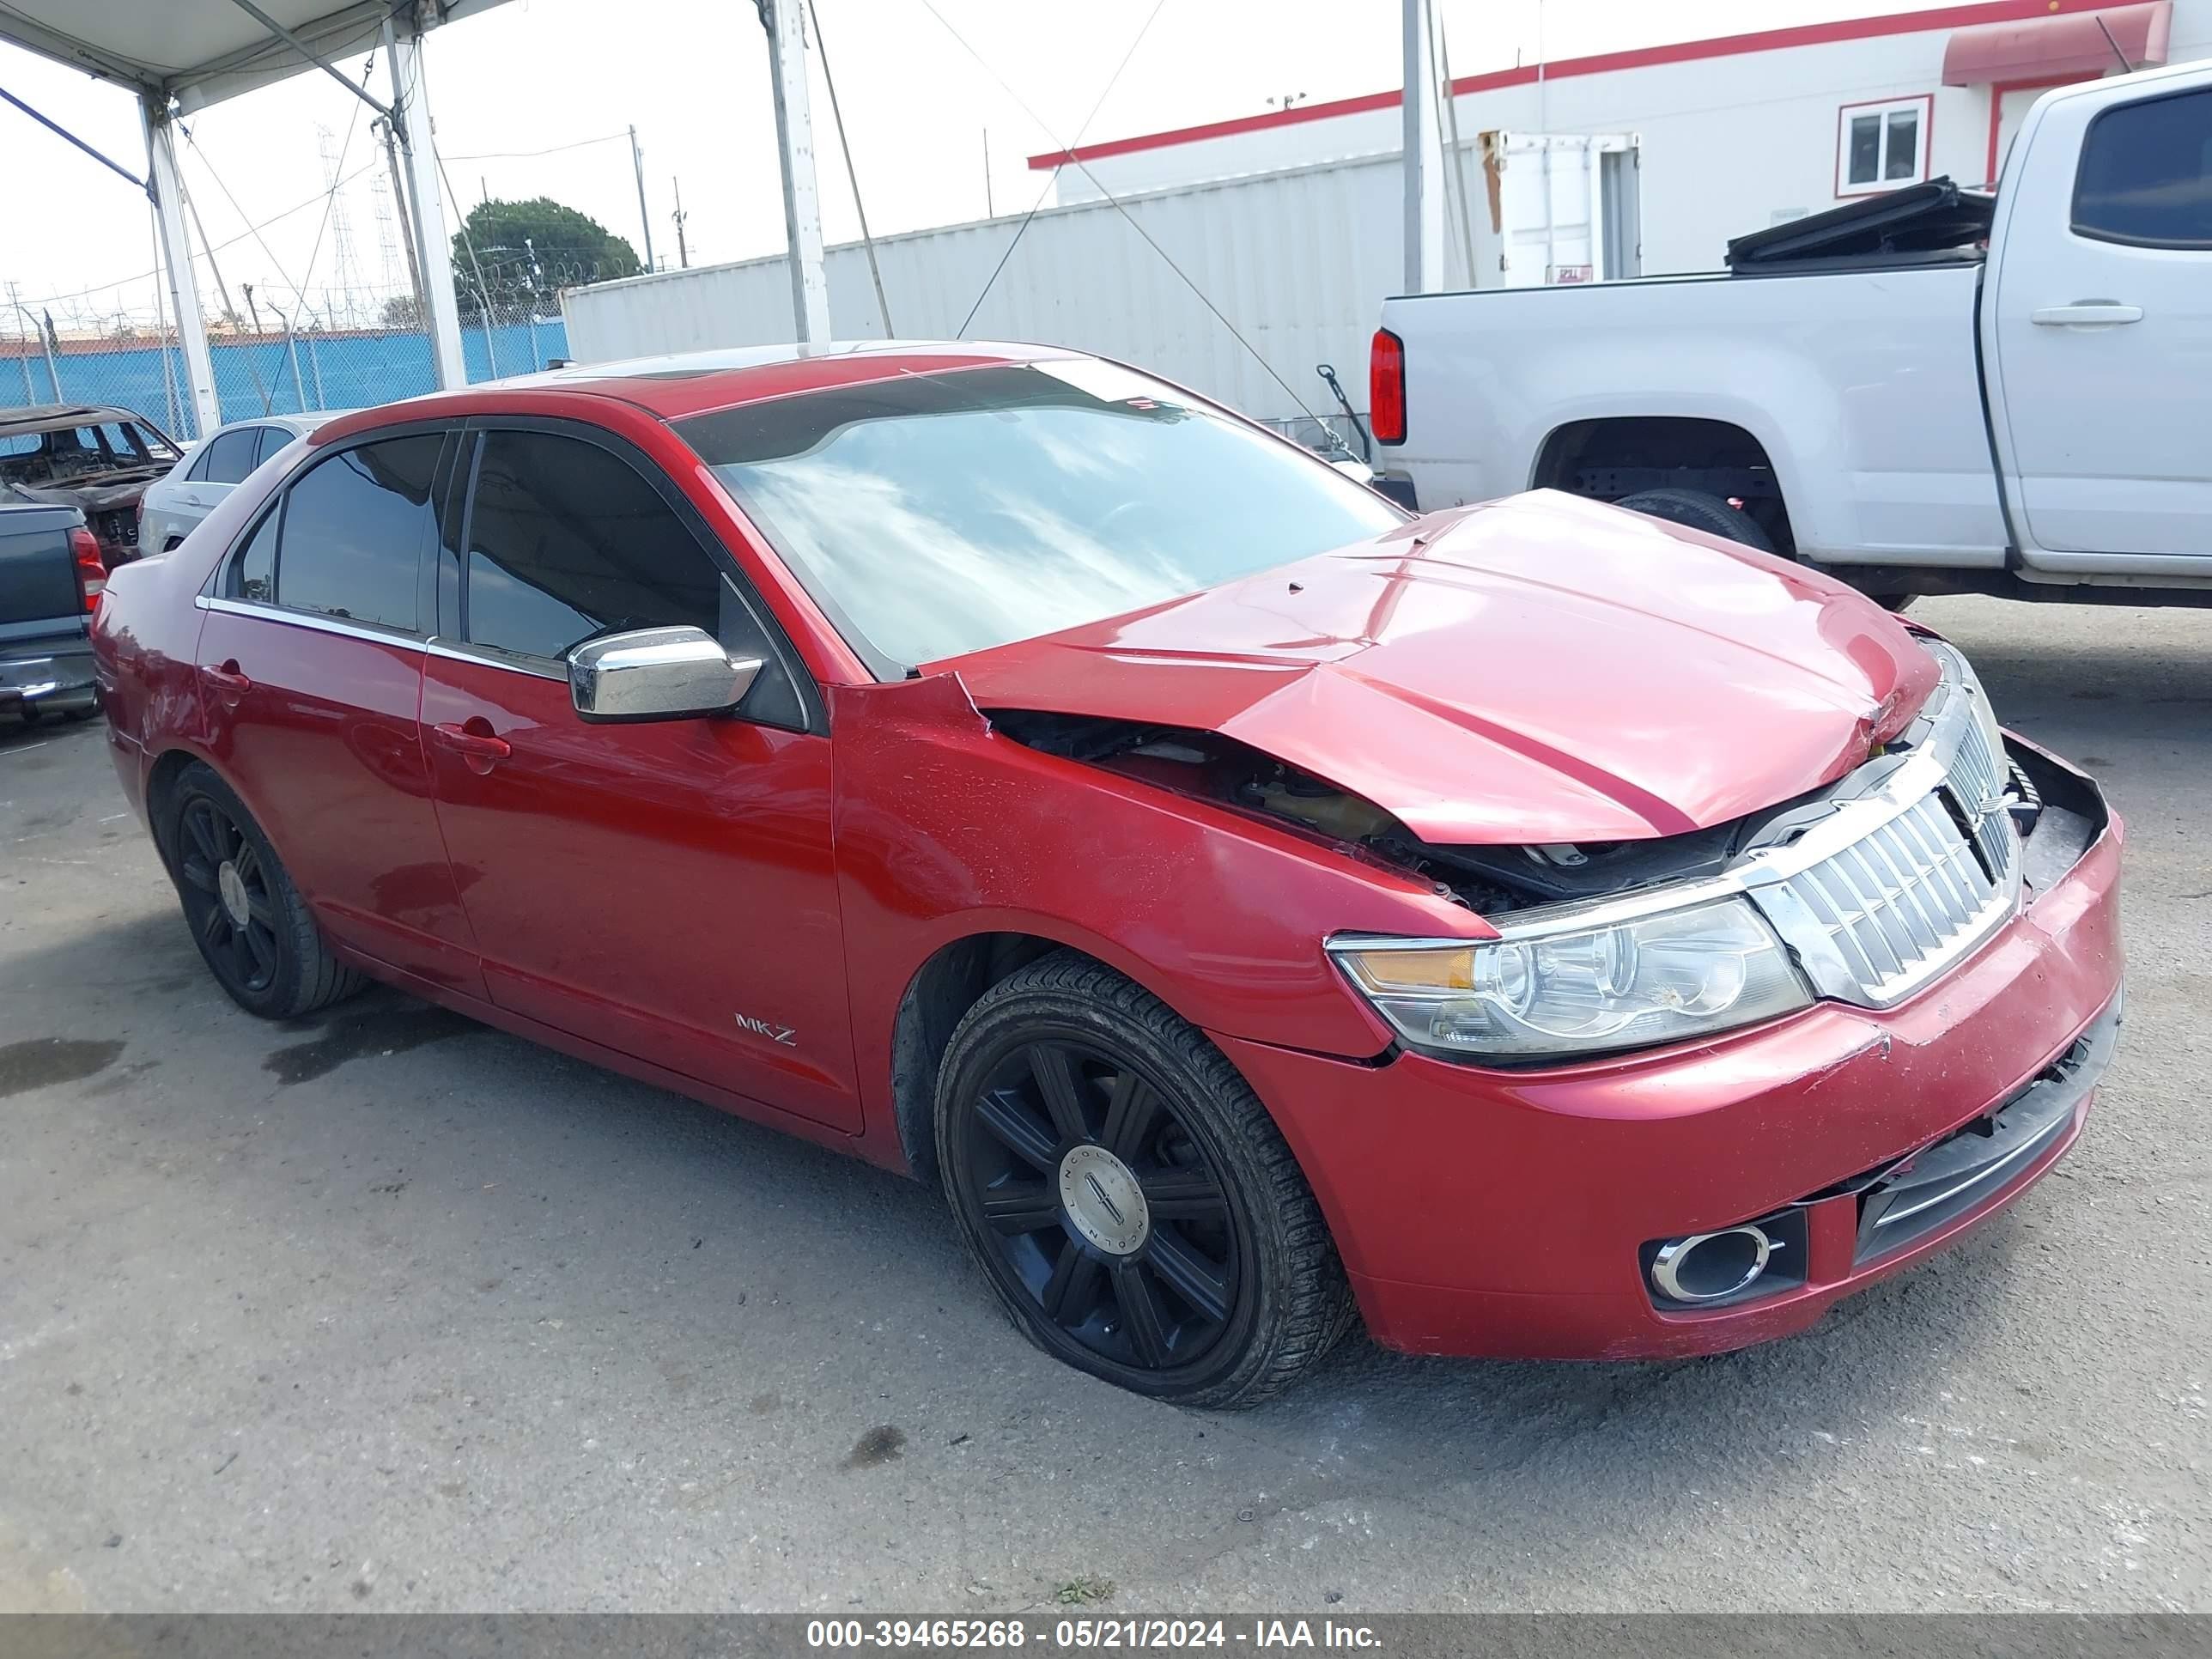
0 318 569 442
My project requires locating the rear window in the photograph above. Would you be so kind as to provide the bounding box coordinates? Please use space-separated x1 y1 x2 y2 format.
198 427 264 485
675 361 1401 670
272 436 441 632
2073 86 2212 248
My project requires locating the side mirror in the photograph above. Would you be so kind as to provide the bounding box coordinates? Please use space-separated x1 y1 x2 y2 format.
568 626 761 724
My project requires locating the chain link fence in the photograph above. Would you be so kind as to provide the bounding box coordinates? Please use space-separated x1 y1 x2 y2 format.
3 297 567 445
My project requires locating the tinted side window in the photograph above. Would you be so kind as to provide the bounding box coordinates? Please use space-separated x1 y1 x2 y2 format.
228 507 280 604
186 443 215 483
463 431 721 659
253 425 293 467
202 428 264 485
276 435 440 631
2073 88 2212 248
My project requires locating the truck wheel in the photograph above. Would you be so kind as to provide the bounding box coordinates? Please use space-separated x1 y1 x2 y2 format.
1614 488 1774 554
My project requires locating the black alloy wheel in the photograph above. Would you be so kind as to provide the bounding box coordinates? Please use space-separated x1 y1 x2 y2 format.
938 952 1352 1407
176 794 283 998
161 763 363 1018
966 1034 1243 1373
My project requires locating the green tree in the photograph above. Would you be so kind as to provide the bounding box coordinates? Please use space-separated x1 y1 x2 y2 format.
450 198 641 310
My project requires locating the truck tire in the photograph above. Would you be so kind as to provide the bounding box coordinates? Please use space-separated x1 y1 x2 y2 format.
1613 488 1775 553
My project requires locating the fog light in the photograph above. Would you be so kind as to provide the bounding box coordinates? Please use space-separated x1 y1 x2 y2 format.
1650 1224 1774 1304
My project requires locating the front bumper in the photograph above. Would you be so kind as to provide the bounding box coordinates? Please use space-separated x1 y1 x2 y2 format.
1222 740 2124 1361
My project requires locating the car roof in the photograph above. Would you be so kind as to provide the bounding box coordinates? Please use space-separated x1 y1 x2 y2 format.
313 340 1080 445
0 404 149 436
205 410 362 435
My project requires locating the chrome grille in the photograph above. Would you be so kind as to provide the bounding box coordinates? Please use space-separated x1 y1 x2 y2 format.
1768 787 2012 1004
1748 645 2022 1008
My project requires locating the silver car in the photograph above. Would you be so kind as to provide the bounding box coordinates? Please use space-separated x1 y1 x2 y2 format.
137 411 358 554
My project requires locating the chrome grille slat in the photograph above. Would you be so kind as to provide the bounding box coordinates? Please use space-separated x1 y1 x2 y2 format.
1751 648 2023 1009
1863 814 1947 951
1893 800 1976 921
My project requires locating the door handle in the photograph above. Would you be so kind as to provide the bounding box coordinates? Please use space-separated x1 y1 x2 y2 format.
202 662 252 694
2031 302 2143 326
431 721 512 761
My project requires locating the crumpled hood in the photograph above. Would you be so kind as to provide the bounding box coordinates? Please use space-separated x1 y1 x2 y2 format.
948 489 1941 845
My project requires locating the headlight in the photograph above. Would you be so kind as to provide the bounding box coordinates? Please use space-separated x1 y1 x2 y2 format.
1330 897 1811 1061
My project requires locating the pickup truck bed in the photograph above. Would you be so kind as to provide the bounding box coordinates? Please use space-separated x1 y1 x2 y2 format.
1374 61 2212 606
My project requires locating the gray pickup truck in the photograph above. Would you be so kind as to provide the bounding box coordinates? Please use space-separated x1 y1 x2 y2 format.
0 501 106 723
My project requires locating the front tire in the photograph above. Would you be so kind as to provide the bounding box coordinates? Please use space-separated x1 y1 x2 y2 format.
936 951 1352 1408
160 763 365 1018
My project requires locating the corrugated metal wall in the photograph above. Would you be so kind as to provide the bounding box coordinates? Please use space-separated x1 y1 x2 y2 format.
561 152 1425 428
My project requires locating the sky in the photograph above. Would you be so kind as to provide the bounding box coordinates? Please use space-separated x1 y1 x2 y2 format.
0 0 1965 333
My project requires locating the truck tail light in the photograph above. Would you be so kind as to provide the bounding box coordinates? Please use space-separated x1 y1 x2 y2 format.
1370 328 1406 446
70 526 107 614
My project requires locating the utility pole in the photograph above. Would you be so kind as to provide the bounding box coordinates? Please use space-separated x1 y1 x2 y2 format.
672 177 690 269
1401 0 1445 295
982 126 993 218
629 125 657 272
757 0 831 342
374 115 428 323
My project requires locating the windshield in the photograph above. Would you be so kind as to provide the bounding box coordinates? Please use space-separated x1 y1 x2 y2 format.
675 360 1403 670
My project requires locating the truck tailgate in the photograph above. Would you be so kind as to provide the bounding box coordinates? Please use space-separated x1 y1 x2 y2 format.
0 507 85 627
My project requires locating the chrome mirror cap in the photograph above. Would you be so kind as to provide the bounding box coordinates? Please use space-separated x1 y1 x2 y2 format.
568 626 761 723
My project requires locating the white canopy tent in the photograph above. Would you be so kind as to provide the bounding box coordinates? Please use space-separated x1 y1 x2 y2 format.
0 0 527 433
0 0 833 434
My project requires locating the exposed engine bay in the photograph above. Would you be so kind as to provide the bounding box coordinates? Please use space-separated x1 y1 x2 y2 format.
988 702 2096 921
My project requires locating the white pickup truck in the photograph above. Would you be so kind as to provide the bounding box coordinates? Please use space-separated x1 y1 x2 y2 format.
1370 59 2212 608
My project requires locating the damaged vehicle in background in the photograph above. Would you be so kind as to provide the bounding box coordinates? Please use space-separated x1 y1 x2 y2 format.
1 404 183 572
90 343 2124 1407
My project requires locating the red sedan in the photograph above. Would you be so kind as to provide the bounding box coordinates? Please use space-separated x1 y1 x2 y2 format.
90 343 2123 1406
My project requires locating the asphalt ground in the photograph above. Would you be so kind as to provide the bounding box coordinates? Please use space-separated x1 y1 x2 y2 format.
1 595 2206 1613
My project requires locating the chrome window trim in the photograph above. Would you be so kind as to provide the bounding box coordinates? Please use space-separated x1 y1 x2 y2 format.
424 636 568 684
194 593 425 650
1328 644 2025 1013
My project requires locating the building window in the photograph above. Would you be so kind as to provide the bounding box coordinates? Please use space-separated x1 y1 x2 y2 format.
1838 95 1932 196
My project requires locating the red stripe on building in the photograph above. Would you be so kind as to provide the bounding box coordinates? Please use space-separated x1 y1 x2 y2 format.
1027 0 2112 169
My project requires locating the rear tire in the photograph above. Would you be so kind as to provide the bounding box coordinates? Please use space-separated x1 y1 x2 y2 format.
936 951 1353 1408
159 763 365 1019
1614 487 1775 552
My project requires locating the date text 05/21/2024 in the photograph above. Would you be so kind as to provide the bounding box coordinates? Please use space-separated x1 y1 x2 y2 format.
805 1619 1382 1650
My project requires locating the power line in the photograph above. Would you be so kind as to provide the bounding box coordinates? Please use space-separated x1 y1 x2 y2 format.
956 0 1169 338
913 0 1323 425
15 158 384 312
443 131 630 163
